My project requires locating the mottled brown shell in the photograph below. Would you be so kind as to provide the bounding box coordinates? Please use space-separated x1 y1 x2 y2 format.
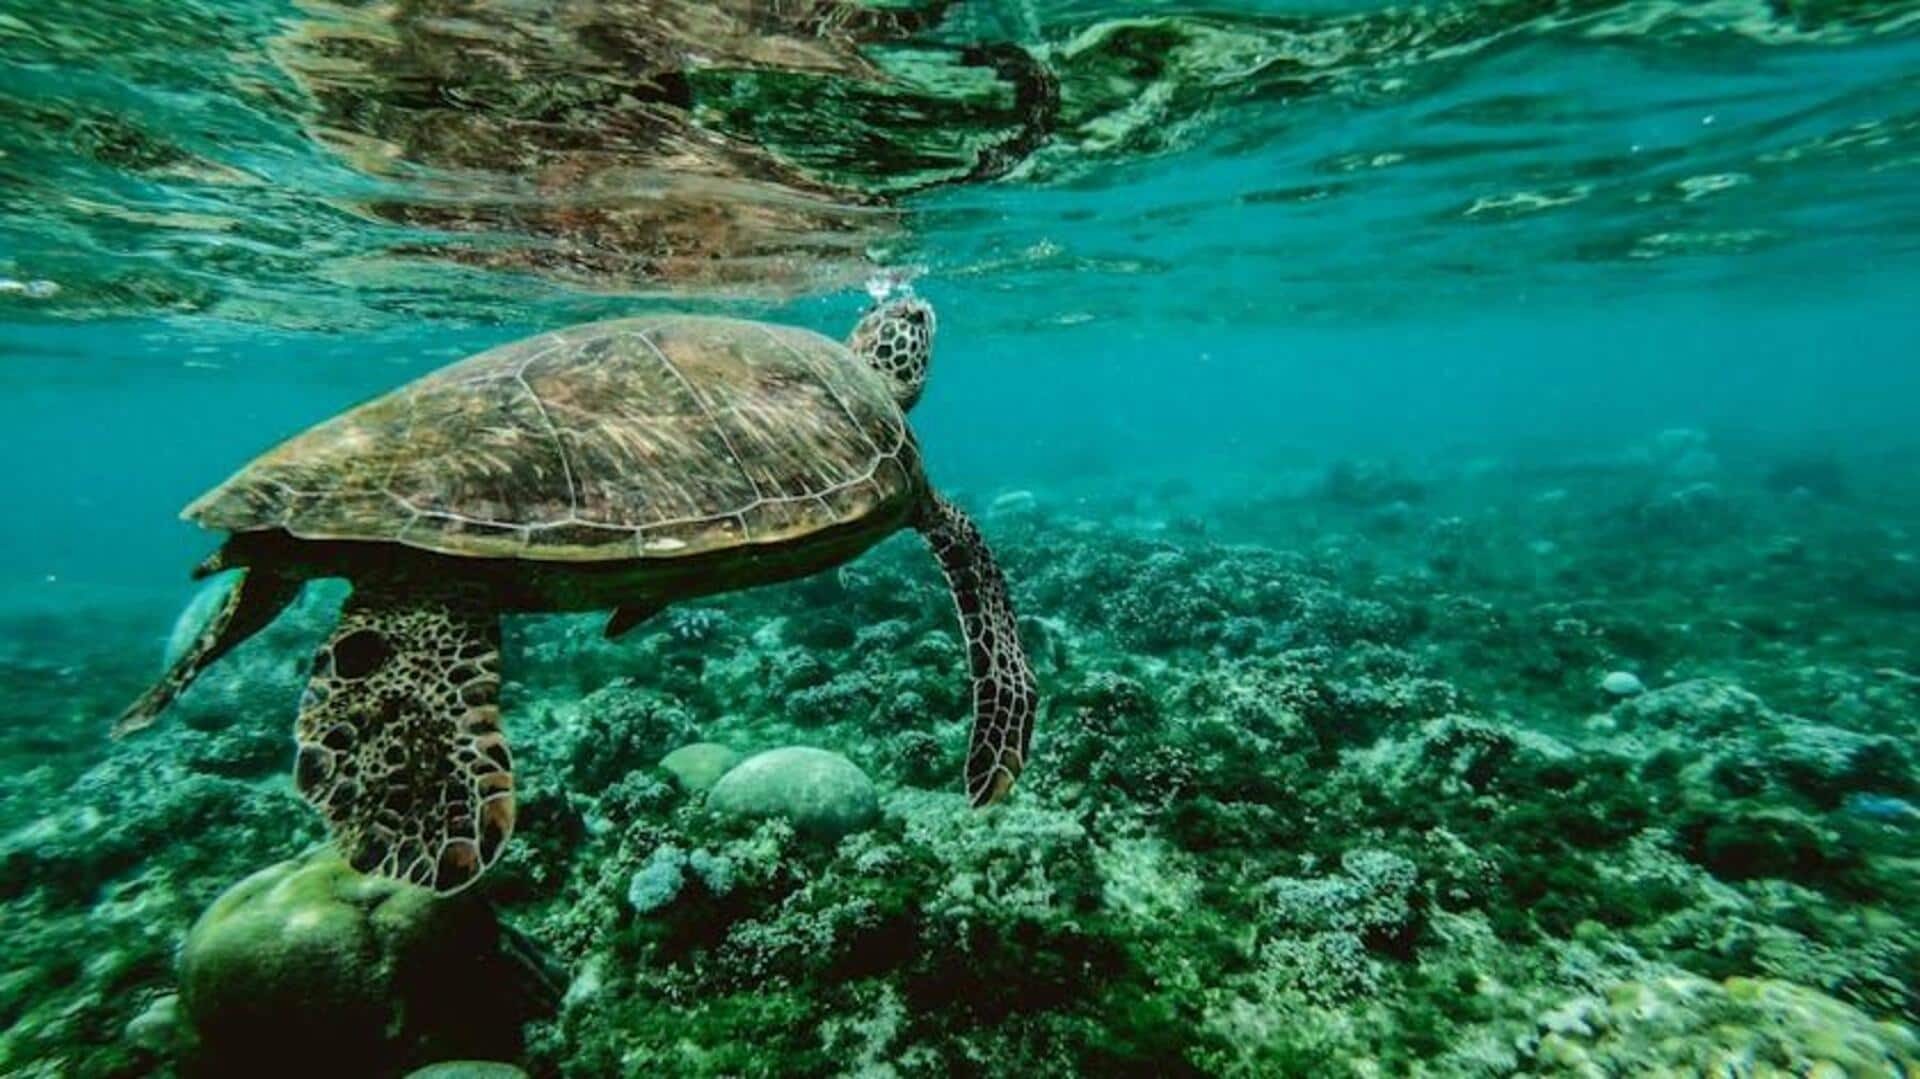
186 316 922 561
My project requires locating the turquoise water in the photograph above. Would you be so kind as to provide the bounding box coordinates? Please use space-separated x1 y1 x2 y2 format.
3 2 1919 1075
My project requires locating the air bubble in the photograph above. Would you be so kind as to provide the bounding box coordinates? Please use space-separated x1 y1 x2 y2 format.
0 278 60 299
863 266 922 304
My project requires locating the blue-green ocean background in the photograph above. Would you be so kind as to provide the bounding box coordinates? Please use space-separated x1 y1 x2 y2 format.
3 0 1918 617
7 285 1920 606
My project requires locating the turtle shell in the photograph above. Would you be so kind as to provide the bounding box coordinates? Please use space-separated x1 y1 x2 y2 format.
185 316 922 561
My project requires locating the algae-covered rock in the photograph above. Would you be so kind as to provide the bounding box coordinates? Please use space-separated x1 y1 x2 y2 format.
555 681 699 793
1527 973 1920 1075
1264 849 1419 939
1760 718 1915 807
708 747 879 840
659 742 741 795
178 852 532 1075
1613 678 1767 733
405 1063 530 1079
123 993 180 1053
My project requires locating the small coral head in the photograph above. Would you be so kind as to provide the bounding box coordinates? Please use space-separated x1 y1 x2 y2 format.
849 296 935 410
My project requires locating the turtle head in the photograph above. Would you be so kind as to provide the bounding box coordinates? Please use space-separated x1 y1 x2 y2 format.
849 297 935 411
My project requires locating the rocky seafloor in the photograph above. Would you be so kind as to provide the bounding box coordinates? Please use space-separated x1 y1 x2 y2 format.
2 429 1917 1077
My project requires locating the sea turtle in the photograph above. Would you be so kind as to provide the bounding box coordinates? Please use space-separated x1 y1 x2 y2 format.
118 297 1038 894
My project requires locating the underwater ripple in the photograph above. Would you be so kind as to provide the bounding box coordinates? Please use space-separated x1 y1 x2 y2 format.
0 0 1915 329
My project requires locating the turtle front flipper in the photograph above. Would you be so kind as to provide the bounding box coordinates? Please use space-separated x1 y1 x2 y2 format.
916 493 1038 806
115 566 301 737
296 580 514 895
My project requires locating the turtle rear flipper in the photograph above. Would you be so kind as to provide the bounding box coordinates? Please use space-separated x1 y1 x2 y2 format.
295 580 514 894
917 493 1038 806
115 566 301 737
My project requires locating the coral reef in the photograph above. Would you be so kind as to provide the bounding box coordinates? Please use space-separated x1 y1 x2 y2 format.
1 432 1915 1076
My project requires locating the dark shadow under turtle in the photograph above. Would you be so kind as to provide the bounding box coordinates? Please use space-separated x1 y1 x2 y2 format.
120 297 1037 894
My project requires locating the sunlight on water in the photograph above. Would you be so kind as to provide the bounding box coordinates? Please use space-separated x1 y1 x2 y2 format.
2 0 1916 327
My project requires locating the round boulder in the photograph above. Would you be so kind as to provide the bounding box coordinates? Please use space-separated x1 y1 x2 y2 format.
708 747 879 840
1600 671 1646 698
659 742 741 794
406 1064 531 1079
179 852 533 1075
